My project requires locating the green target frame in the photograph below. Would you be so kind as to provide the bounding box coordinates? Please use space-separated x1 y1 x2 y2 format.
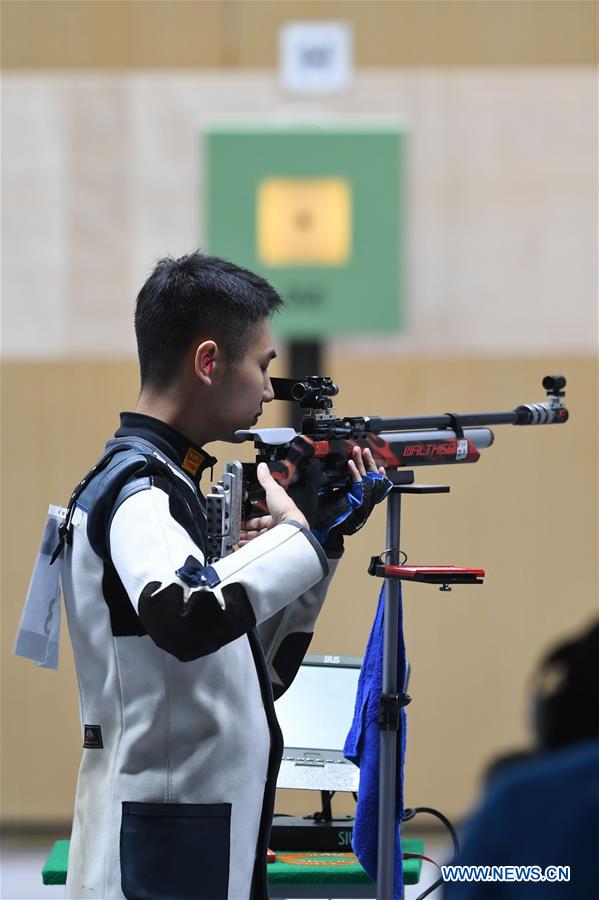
205 125 404 338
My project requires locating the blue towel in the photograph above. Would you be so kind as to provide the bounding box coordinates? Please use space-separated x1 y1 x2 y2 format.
344 584 408 899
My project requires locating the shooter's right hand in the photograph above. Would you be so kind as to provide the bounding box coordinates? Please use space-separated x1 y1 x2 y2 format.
256 462 309 531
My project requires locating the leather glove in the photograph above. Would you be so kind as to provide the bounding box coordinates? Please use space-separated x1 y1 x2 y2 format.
312 470 392 558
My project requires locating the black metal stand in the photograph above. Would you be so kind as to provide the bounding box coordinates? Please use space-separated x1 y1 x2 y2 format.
312 791 334 822
309 791 353 824
374 474 452 900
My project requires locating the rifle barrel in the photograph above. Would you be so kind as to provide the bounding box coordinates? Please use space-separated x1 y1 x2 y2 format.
364 403 567 433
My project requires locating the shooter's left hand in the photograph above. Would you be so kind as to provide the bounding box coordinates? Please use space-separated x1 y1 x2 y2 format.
312 447 392 557
347 445 386 483
239 447 390 550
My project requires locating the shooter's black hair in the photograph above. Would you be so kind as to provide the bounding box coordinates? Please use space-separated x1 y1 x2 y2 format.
135 251 283 388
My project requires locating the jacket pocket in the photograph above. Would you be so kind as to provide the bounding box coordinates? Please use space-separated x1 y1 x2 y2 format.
120 801 231 899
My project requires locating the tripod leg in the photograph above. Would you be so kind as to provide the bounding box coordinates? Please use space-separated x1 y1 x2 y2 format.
377 490 403 899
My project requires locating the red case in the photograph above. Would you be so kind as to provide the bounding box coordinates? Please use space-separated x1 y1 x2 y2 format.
383 565 485 582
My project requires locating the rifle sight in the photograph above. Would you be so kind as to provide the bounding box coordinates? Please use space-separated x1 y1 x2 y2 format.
542 375 566 396
271 376 339 410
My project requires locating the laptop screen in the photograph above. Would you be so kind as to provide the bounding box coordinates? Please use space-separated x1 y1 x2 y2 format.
274 656 362 752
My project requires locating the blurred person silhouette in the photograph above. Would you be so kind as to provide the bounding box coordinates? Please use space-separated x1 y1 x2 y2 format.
443 619 599 899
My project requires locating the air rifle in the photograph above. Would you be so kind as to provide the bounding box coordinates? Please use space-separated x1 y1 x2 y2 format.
205 375 568 562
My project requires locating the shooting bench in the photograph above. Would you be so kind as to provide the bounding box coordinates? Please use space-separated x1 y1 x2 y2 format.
42 838 424 897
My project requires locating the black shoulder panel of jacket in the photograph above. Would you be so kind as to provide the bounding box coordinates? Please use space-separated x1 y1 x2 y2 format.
79 442 203 563
81 449 160 561
271 632 314 700
138 581 257 662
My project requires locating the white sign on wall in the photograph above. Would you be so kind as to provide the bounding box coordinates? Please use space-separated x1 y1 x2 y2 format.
279 21 353 94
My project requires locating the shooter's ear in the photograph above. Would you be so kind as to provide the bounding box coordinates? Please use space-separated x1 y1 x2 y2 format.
194 340 217 384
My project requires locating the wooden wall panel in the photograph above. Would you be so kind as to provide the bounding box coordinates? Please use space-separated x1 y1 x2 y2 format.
2 0 596 70
1 0 226 69
234 0 598 68
2 354 596 822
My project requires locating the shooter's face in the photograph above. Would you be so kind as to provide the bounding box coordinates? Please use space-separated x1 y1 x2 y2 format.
210 318 276 440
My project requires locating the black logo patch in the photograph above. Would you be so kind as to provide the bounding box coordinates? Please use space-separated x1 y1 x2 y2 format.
83 724 103 749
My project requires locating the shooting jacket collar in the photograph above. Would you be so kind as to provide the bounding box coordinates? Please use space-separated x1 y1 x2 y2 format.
116 412 217 484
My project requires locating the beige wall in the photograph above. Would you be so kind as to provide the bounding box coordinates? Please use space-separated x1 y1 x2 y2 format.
1 0 597 827
3 68 596 358
2 0 596 69
2 355 596 822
